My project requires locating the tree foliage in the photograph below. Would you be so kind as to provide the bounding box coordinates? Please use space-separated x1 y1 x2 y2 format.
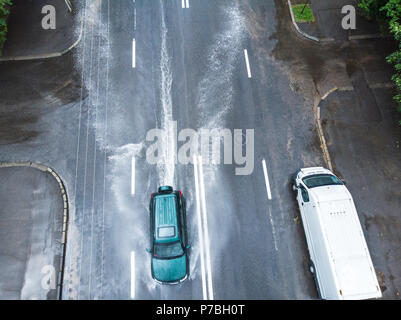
0 0 12 54
359 0 401 123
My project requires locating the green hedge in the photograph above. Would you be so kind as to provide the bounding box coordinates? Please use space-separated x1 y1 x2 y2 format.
359 0 401 123
0 0 12 55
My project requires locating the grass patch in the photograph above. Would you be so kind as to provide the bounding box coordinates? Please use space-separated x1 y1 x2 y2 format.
292 4 315 23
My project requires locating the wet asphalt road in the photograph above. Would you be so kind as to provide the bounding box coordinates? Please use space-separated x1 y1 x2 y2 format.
1 0 398 300
62 0 324 300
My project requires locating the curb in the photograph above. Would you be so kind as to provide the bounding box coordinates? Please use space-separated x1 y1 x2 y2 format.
0 161 69 300
314 89 336 172
332 82 394 92
348 33 391 41
0 1 83 62
314 81 395 170
287 0 320 43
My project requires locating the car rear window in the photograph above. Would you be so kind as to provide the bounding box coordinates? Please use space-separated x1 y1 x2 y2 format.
153 241 184 259
158 226 176 238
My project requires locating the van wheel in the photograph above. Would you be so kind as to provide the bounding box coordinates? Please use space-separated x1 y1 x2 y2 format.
309 261 322 299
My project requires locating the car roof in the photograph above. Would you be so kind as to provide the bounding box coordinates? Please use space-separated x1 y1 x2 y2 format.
154 193 179 243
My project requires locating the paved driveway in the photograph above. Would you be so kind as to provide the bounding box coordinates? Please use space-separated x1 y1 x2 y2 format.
0 166 64 300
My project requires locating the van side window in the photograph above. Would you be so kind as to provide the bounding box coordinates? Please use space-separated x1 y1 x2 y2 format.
300 186 310 202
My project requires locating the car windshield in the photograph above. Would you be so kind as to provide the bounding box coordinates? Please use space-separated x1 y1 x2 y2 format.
153 242 184 259
302 174 343 189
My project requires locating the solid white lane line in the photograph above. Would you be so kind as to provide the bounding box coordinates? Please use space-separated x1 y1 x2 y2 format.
193 156 208 300
186 0 189 8
198 156 214 300
262 159 272 200
182 0 185 8
131 157 136 195
131 252 136 299
244 49 252 78
132 39 136 68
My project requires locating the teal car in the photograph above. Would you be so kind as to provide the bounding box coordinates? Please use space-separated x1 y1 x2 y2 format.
147 186 190 284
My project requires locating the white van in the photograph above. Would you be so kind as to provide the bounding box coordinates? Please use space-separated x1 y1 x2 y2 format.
293 167 382 300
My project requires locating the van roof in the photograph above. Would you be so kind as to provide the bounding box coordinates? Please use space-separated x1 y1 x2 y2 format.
316 193 381 299
309 185 350 203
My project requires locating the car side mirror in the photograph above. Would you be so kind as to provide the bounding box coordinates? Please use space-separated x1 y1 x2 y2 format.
186 245 191 249
146 248 152 253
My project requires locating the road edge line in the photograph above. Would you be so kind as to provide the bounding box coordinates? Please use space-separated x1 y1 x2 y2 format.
198 156 214 300
193 156 208 300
